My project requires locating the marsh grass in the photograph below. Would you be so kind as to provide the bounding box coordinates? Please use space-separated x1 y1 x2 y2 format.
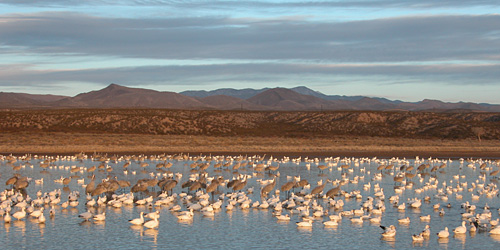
1 132 500 157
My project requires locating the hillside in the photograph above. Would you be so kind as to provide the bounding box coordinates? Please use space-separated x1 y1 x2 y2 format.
1 109 499 140
3 84 500 112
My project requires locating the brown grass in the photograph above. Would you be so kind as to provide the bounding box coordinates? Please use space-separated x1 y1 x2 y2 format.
1 132 500 158
1 109 500 157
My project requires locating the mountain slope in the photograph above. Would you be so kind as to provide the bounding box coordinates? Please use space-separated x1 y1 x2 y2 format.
0 92 68 108
2 84 500 112
181 88 270 99
54 84 206 109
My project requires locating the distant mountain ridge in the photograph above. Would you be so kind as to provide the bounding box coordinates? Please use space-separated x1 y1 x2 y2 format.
2 84 500 112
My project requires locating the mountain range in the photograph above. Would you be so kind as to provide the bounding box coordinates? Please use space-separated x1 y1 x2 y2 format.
1 83 499 112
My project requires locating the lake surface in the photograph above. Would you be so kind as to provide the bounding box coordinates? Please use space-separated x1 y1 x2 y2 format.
1 154 499 249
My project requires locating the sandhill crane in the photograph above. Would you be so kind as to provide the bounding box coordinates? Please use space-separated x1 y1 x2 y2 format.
86 175 96 194
280 181 296 198
161 179 178 195
311 182 326 197
6 175 18 187
87 165 96 173
317 165 328 173
14 177 29 190
325 186 341 199
62 177 72 186
261 178 276 197
232 178 247 192
206 180 219 199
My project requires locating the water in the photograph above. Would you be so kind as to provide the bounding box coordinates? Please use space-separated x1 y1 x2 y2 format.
1 154 499 249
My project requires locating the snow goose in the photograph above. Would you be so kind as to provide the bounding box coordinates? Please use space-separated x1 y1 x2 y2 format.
380 225 396 237
437 227 449 238
143 217 159 229
38 213 46 224
79 210 93 221
276 214 290 221
12 207 26 220
398 217 410 224
4 212 11 223
453 221 467 234
412 233 424 242
419 214 431 222
296 218 313 228
421 225 431 237
129 212 144 225
93 212 106 221
323 220 338 227
490 226 500 235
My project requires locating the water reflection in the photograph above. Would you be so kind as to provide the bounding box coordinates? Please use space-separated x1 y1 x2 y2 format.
454 234 466 245
437 237 449 246
490 234 500 242
2 154 500 250
79 220 92 228
144 228 159 244
93 220 106 227
4 222 11 233
381 237 395 248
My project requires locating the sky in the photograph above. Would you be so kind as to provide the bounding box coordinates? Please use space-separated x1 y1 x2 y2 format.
0 1 499 104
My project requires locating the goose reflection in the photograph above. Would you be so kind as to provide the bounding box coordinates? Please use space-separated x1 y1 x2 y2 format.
454 234 466 245
93 220 106 227
79 220 92 228
38 222 45 236
13 220 26 230
491 234 500 243
437 237 449 245
144 228 158 244
381 237 395 248
130 224 143 232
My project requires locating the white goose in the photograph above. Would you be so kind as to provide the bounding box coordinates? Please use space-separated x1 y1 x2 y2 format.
296 218 313 227
143 217 159 229
79 210 93 221
453 221 467 234
437 227 449 238
93 212 106 221
490 226 500 235
276 214 290 221
422 225 431 237
412 232 424 242
12 207 26 220
129 212 144 225
4 212 12 223
145 211 160 220
38 213 46 224
176 209 194 221
380 225 396 237
323 220 338 227
30 207 44 218
398 217 410 224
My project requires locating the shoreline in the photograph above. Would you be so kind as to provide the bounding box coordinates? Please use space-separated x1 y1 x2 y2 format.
1 132 499 159
2 151 500 159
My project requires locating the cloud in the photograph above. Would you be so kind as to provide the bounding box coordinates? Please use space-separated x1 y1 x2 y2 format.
1 11 499 63
2 62 499 88
1 0 500 9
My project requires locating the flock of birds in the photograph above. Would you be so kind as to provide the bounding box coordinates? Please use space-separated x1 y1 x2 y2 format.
1 153 500 246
